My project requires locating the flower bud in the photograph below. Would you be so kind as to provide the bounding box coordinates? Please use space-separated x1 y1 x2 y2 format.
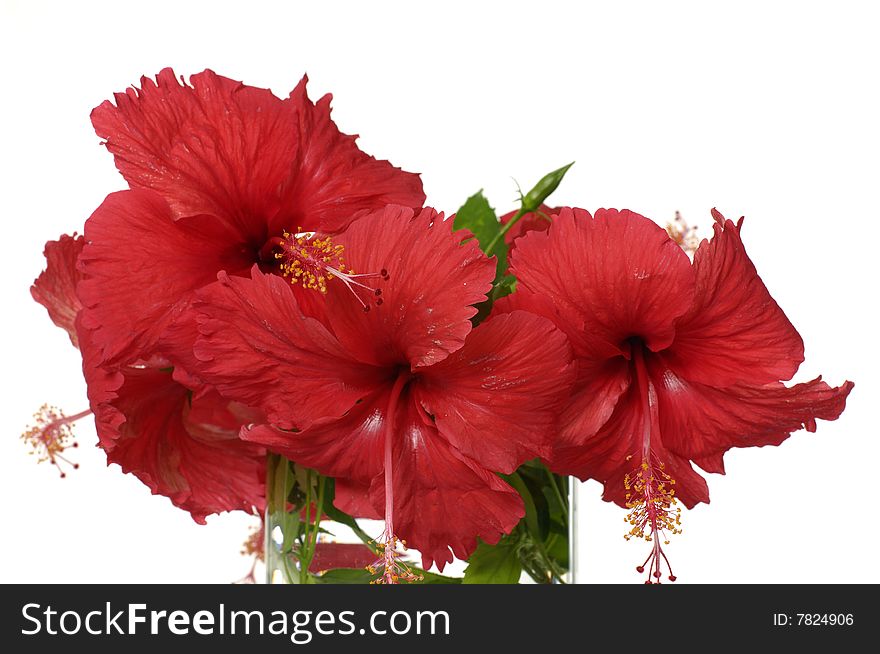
522 162 574 213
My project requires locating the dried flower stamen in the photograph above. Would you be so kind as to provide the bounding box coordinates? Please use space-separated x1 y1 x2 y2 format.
665 210 700 255
21 404 91 478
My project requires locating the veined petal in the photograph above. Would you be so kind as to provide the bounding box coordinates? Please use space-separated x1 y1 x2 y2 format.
78 320 124 443
77 189 252 365
557 357 632 446
492 286 591 358
326 206 495 368
98 369 266 523
193 267 384 429
650 357 854 469
492 290 632 450
510 208 695 362
416 310 575 473
550 376 710 509
241 386 390 483
81 321 265 523
31 234 84 348
663 210 806 386
272 79 425 235
500 205 557 252
91 68 296 241
369 401 525 571
160 277 330 390
333 478 382 520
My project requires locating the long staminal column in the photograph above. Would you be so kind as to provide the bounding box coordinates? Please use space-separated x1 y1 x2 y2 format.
624 345 682 584
367 372 423 585
271 229 389 311
21 404 92 477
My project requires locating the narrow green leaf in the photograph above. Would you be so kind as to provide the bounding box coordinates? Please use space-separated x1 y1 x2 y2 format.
321 479 375 546
506 472 541 544
314 568 372 584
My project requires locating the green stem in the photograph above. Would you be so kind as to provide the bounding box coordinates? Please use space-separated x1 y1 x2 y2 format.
548 470 568 521
305 475 326 578
508 471 570 584
299 469 314 584
484 208 526 257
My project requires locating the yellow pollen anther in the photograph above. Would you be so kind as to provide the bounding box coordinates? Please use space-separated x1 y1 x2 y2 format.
367 531 424 585
274 229 389 311
624 455 682 584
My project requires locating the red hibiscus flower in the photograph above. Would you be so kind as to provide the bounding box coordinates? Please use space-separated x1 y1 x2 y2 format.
78 68 425 373
30 231 266 520
499 207 853 582
79 323 267 523
191 205 576 573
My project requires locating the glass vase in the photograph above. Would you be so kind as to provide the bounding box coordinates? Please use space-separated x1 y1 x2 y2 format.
265 454 573 584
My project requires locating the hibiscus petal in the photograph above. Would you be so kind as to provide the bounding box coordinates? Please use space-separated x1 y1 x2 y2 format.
271 79 425 235
333 478 382 520
550 373 710 509
492 291 632 450
662 210 806 386
91 68 297 242
650 357 855 467
500 205 557 252
369 402 525 571
557 357 632 446
31 234 83 348
309 543 377 574
159 278 330 392
78 320 124 443
77 189 252 365
84 351 266 523
326 206 495 368
492 285 591 357
510 208 695 361
193 267 384 429
416 310 575 473
241 387 389 482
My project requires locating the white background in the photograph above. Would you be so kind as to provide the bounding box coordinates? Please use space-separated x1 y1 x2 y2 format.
1 0 876 584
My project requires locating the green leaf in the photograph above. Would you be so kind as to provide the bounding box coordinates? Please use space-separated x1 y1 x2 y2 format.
315 567 462 585
490 274 517 302
453 190 507 275
521 471 552 541
462 539 523 584
506 472 541 545
545 529 569 569
314 568 373 584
